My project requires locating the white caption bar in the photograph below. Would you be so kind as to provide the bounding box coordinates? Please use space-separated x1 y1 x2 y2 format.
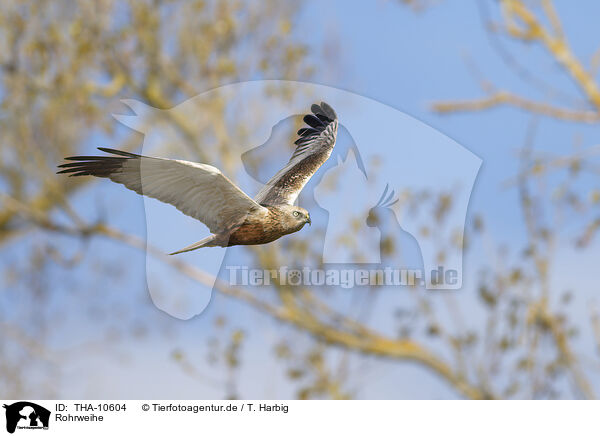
0 400 598 435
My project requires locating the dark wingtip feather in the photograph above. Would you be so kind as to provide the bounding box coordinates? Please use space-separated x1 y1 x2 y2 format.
294 102 338 145
57 148 138 178
317 101 337 121
298 127 318 137
303 114 325 128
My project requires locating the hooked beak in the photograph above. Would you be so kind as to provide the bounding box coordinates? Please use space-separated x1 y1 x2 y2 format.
306 216 311 226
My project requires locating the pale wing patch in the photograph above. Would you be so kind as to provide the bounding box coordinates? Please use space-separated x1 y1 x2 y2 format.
58 148 265 234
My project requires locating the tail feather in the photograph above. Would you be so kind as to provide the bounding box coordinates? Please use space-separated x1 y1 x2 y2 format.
169 235 218 255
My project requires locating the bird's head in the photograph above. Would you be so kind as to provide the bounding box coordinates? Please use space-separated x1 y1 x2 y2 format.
278 204 311 231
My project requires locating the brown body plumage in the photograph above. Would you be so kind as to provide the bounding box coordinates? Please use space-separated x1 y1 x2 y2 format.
218 205 311 247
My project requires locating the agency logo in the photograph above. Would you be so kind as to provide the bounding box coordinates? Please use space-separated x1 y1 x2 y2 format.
112 80 481 319
3 402 50 434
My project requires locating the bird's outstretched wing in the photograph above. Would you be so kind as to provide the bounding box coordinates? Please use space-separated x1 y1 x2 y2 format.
254 102 338 205
58 148 266 234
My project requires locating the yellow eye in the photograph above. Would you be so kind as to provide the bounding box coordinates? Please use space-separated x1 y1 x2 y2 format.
293 211 300 217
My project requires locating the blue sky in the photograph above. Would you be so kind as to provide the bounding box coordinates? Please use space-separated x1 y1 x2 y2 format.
5 1 600 399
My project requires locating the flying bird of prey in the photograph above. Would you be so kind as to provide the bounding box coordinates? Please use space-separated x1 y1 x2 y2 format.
58 102 338 254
